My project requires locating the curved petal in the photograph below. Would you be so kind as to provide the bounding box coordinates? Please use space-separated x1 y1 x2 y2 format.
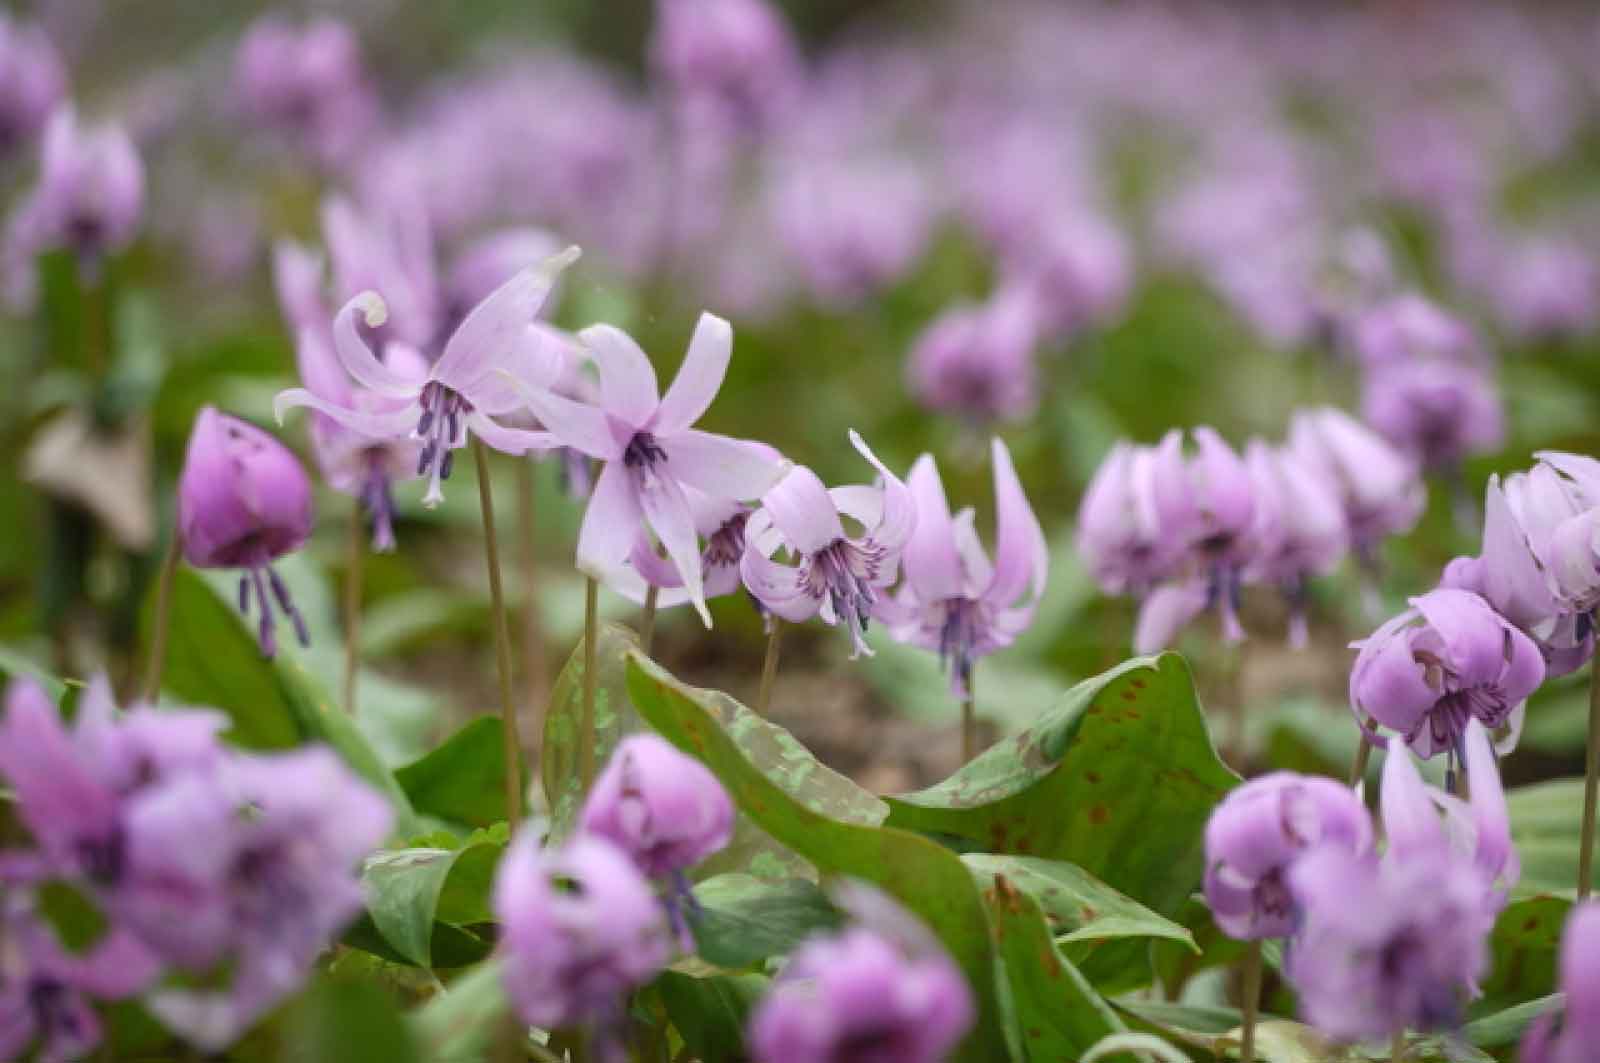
1480 477 1559 629
739 526 822 622
274 388 420 440
500 373 622 461
577 461 644 579
986 437 1048 608
831 485 884 531
902 454 963 602
465 326 567 415
952 509 996 597
1410 589 1511 689
655 312 731 434
761 466 845 554
1463 720 1515 889
466 412 555 456
435 247 579 398
640 474 710 627
849 429 915 552
661 429 788 501
1134 581 1207 654
332 292 417 398
292 325 350 407
1349 612 1436 734
579 324 659 428
1379 740 1444 860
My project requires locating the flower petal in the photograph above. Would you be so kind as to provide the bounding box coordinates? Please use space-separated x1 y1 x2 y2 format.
1134 581 1207 654
849 429 915 552
902 454 964 602
761 465 845 554
498 373 622 461
435 247 579 399
986 436 1048 608
466 412 555 456
577 461 645 579
579 324 659 428
740 515 823 623
1463 720 1516 890
1480 476 1559 629
639 473 711 627
274 388 420 439
1379 739 1444 860
655 312 731 434
663 429 789 501
332 292 417 398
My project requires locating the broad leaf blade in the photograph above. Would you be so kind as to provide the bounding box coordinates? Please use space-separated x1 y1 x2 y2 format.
397 717 518 829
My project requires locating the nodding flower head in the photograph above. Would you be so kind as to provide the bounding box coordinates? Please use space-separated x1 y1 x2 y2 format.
881 438 1048 697
740 431 916 658
905 290 1040 427
1076 432 1190 598
578 733 734 879
1288 406 1424 558
178 408 315 657
649 0 801 133
1349 587 1545 761
1361 357 1503 473
232 14 377 165
1243 439 1347 647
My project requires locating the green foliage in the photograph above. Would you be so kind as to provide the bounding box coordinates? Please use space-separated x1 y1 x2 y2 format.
356 825 508 969
690 874 841 969
657 971 768 1063
396 717 520 829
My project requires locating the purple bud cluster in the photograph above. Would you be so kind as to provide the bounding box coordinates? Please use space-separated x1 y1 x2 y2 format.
0 677 391 1057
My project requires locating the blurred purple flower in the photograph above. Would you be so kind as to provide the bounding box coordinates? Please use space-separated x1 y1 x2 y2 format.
177 408 315 657
515 312 788 624
741 431 914 657
1001 211 1132 340
1202 772 1371 940
1243 440 1347 647
1352 294 1485 370
1287 406 1424 562
1349 587 1544 760
881 439 1048 697
1360 359 1504 474
578 734 733 879
320 194 442 353
748 924 973 1063
650 0 800 134
905 290 1040 426
0 15 65 157
1492 237 1599 341
232 14 378 167
1076 432 1189 597
494 831 671 1033
276 247 579 507
1521 902 1600 1063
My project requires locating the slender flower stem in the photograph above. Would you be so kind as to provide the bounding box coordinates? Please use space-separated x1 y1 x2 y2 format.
516 460 548 727
1580 659 1600 899
580 576 600 791
961 674 977 764
1239 940 1262 1063
640 584 660 655
1390 1030 1406 1061
1349 731 1374 787
757 620 783 715
342 497 363 715
140 531 182 703
474 441 523 830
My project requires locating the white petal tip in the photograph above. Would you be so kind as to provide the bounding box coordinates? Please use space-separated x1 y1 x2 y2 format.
545 245 582 274
355 291 388 328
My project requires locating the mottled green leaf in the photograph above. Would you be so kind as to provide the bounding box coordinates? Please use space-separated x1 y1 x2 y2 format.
358 828 506 968
691 874 841 970
657 970 766 1063
542 622 642 837
1476 894 1570 1014
886 654 1238 918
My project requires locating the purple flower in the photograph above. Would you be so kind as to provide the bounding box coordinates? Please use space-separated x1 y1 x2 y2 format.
319 194 442 352
748 925 973 1063
275 247 579 507
444 227 563 328
622 491 755 607
494 831 671 1031
1492 238 1599 341
1360 359 1504 473
578 734 733 878
741 432 915 657
650 0 801 133
1349 587 1545 760
1520 902 1600 1063
1076 432 1189 597
1202 772 1371 941
1242 440 1347 647
514 312 789 624
999 211 1132 340
880 438 1048 697
1287 406 1424 560
904 290 1040 426
0 15 65 157
232 14 378 167
1522 452 1600 619
1352 294 1485 370
177 407 315 656
134 747 391 1052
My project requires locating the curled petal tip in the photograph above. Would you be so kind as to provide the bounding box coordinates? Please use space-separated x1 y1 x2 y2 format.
547 245 582 273
354 290 388 328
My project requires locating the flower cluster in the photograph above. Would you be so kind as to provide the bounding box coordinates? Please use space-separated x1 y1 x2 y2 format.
0 676 391 1057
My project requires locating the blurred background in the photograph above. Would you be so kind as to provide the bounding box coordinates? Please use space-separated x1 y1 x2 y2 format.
4 0 1600 794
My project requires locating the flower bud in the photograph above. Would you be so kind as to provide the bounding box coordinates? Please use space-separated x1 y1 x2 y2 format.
578 734 734 878
0 16 65 157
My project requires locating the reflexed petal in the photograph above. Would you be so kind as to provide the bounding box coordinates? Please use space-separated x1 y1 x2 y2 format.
761 466 845 554
654 312 731 434
332 292 417 398
465 327 567 415
849 430 915 551
577 461 645 579
1410 589 1512 689
1536 449 1600 506
661 429 788 500
986 437 1048 608
831 485 884 531
466 412 554 456
292 325 350 406
1480 477 1559 629
1379 740 1444 860
579 324 660 427
639 473 711 627
902 454 963 602
274 388 420 440
951 509 995 597
501 374 622 461
435 248 578 398
740 521 822 623
1134 582 1208 654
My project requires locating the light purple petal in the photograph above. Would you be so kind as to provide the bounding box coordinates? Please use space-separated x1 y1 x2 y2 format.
849 430 915 552
1410 589 1512 689
577 461 645 579
274 388 420 439
1463 720 1515 889
661 429 788 500
1480 477 1559 629
985 436 1048 608
506 377 623 461
434 247 579 399
1380 740 1444 859
654 312 731 434
639 473 710 627
740 515 823 623
579 324 660 428
902 454 963 602
466 412 555 457
1349 612 1436 735
332 292 417 398
762 466 845 554
1134 581 1207 654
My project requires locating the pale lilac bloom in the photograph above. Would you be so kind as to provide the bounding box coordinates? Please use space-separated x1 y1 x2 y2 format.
494 831 671 1032
232 14 378 167
1360 359 1504 473
905 289 1040 426
622 491 754 608
1202 772 1371 940
1287 406 1424 562
578 734 733 878
1520 452 1600 620
741 432 915 657
177 408 315 657
1076 433 1189 597
880 439 1048 697
1171 427 1257 641
1243 440 1347 647
748 925 972 1063
650 0 801 133
1492 237 1599 341
513 313 789 625
320 194 443 352
0 15 65 156
1520 903 1600 1063
275 247 580 507
1001 211 1132 340
1352 293 1485 370
1349 587 1545 760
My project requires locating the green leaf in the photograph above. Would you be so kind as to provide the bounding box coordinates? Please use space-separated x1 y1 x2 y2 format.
982 874 1125 1060
964 854 1196 992
1461 994 1560 1048
691 874 841 970
1508 778 1593 896
1475 894 1569 1014
656 970 766 1063
625 652 1006 1062
0 645 65 700
542 622 644 838
886 654 1238 917
396 717 518 829
143 567 417 833
411 961 509 1063
284 975 422 1063
359 828 507 968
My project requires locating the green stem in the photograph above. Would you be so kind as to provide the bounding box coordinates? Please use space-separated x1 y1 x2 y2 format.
1239 939 1262 1063
639 584 660 655
1390 1030 1406 1061
474 441 523 830
140 531 181 703
961 671 977 763
756 620 782 715
1349 730 1374 787
342 496 363 715
1580 658 1600 899
517 460 548 735
581 576 600 791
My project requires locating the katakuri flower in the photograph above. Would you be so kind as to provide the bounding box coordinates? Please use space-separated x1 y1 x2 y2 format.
0 15 65 157
1361 358 1504 474
493 831 672 1032
275 246 580 507
1202 772 1372 941
650 0 801 133
621 491 755 607
177 408 315 657
880 438 1048 697
741 431 915 656
512 312 789 624
232 14 378 167
1076 432 1189 597
319 193 442 352
1350 587 1545 760
578 734 733 879
1287 406 1424 562
1352 293 1485 370
904 289 1040 426
1520 902 1600 1063
1243 440 1348 648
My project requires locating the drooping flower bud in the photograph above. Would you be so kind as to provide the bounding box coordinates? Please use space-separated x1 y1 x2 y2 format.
177 407 315 656
1202 772 1371 941
578 734 734 879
